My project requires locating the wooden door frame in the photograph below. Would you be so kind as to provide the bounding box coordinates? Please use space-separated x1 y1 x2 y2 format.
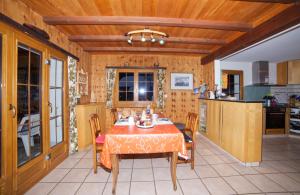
221 70 244 100
0 22 14 195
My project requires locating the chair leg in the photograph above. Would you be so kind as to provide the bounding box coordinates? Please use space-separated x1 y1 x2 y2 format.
191 144 195 170
93 149 97 173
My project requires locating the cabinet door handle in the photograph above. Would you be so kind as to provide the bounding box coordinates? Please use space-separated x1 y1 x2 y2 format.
9 104 16 118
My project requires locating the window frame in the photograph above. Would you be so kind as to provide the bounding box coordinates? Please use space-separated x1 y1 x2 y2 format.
115 69 156 108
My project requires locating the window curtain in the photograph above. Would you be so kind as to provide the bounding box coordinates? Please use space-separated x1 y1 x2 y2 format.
106 68 117 108
157 69 166 109
68 56 78 153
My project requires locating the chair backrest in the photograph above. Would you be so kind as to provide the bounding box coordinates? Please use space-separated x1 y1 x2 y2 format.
89 114 102 145
185 112 199 139
110 108 118 125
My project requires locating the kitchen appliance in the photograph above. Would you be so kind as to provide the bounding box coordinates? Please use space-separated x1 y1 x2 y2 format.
290 108 300 134
265 106 286 134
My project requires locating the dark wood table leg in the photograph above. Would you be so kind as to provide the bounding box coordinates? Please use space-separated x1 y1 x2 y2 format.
170 152 178 191
111 154 119 195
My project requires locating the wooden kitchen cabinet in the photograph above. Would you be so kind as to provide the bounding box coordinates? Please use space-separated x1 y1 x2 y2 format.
288 60 300 84
277 61 288 85
206 101 221 145
277 60 300 85
75 102 106 150
200 99 263 164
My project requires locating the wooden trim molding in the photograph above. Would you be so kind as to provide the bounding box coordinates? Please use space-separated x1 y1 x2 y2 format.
201 4 300 65
0 13 79 61
43 16 252 32
84 47 210 54
69 35 227 45
106 66 166 70
231 0 299 4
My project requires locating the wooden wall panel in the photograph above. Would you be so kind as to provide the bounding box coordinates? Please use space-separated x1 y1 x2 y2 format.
90 54 214 129
0 0 92 103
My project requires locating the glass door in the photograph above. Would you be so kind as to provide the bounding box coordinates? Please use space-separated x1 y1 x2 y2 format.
17 44 42 166
49 58 64 147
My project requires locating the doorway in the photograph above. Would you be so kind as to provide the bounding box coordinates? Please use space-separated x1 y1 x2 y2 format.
221 70 244 100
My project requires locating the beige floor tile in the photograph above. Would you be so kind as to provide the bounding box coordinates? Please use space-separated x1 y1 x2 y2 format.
176 166 198 179
83 151 93 159
245 174 286 193
25 183 57 195
156 180 183 195
153 167 171 181
195 165 219 178
266 173 300 192
108 169 132 182
230 163 258 175
152 157 170 168
133 159 152 168
202 155 225 164
40 169 70 183
76 183 106 195
286 173 300 183
61 169 90 183
102 182 130 195
56 158 80 169
179 179 210 195
131 168 153 181
130 181 156 195
266 193 293 195
223 175 261 194
69 150 88 159
74 158 93 169
202 177 236 195
254 162 280 174
84 168 110 182
194 154 208 165
197 148 214 156
265 161 298 173
217 155 237 163
49 183 81 195
119 159 134 168
212 164 239 177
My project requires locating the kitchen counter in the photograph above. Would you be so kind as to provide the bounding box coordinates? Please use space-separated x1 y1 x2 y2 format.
199 99 262 165
199 97 263 103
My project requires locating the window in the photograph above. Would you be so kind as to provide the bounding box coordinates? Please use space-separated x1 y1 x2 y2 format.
138 73 153 101
17 44 42 166
49 58 64 147
117 71 155 106
118 72 134 101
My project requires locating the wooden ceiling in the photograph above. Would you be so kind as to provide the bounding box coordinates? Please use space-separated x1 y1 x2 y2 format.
19 0 300 63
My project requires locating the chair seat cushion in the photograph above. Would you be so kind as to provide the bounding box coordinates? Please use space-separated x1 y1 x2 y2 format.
95 134 105 144
174 122 185 131
182 132 193 143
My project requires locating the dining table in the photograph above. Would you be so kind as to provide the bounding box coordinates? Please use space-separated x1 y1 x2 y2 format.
100 118 187 194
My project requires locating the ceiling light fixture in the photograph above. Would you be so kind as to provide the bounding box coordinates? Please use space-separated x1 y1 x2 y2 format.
125 28 168 45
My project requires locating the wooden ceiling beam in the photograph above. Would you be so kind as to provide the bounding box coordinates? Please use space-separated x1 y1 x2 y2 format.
231 0 299 4
69 35 227 45
43 16 252 32
83 47 210 54
201 4 300 65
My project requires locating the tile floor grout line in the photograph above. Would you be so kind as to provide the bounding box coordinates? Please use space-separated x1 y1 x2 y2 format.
193 163 212 195
74 168 92 195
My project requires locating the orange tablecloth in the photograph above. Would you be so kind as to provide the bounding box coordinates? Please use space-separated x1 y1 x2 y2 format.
100 124 187 169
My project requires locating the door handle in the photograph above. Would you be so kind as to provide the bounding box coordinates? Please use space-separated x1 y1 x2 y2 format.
9 104 16 118
48 102 53 113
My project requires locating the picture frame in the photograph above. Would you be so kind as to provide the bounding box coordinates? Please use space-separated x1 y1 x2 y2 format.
171 73 193 90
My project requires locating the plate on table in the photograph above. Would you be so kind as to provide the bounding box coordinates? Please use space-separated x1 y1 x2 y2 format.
136 124 155 129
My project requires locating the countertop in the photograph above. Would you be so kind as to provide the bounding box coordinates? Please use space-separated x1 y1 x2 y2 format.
198 98 263 103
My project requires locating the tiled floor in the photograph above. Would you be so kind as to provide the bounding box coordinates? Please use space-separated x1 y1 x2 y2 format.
26 134 300 195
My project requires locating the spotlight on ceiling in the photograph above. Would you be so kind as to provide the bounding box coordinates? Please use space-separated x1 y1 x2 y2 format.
151 34 156 43
159 38 165 45
127 36 133 44
141 34 146 42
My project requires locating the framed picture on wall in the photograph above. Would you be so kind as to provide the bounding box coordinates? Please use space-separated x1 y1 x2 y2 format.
171 73 193 90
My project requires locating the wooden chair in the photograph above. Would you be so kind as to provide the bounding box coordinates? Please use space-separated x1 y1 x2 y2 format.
177 112 199 169
110 108 118 125
89 113 105 173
